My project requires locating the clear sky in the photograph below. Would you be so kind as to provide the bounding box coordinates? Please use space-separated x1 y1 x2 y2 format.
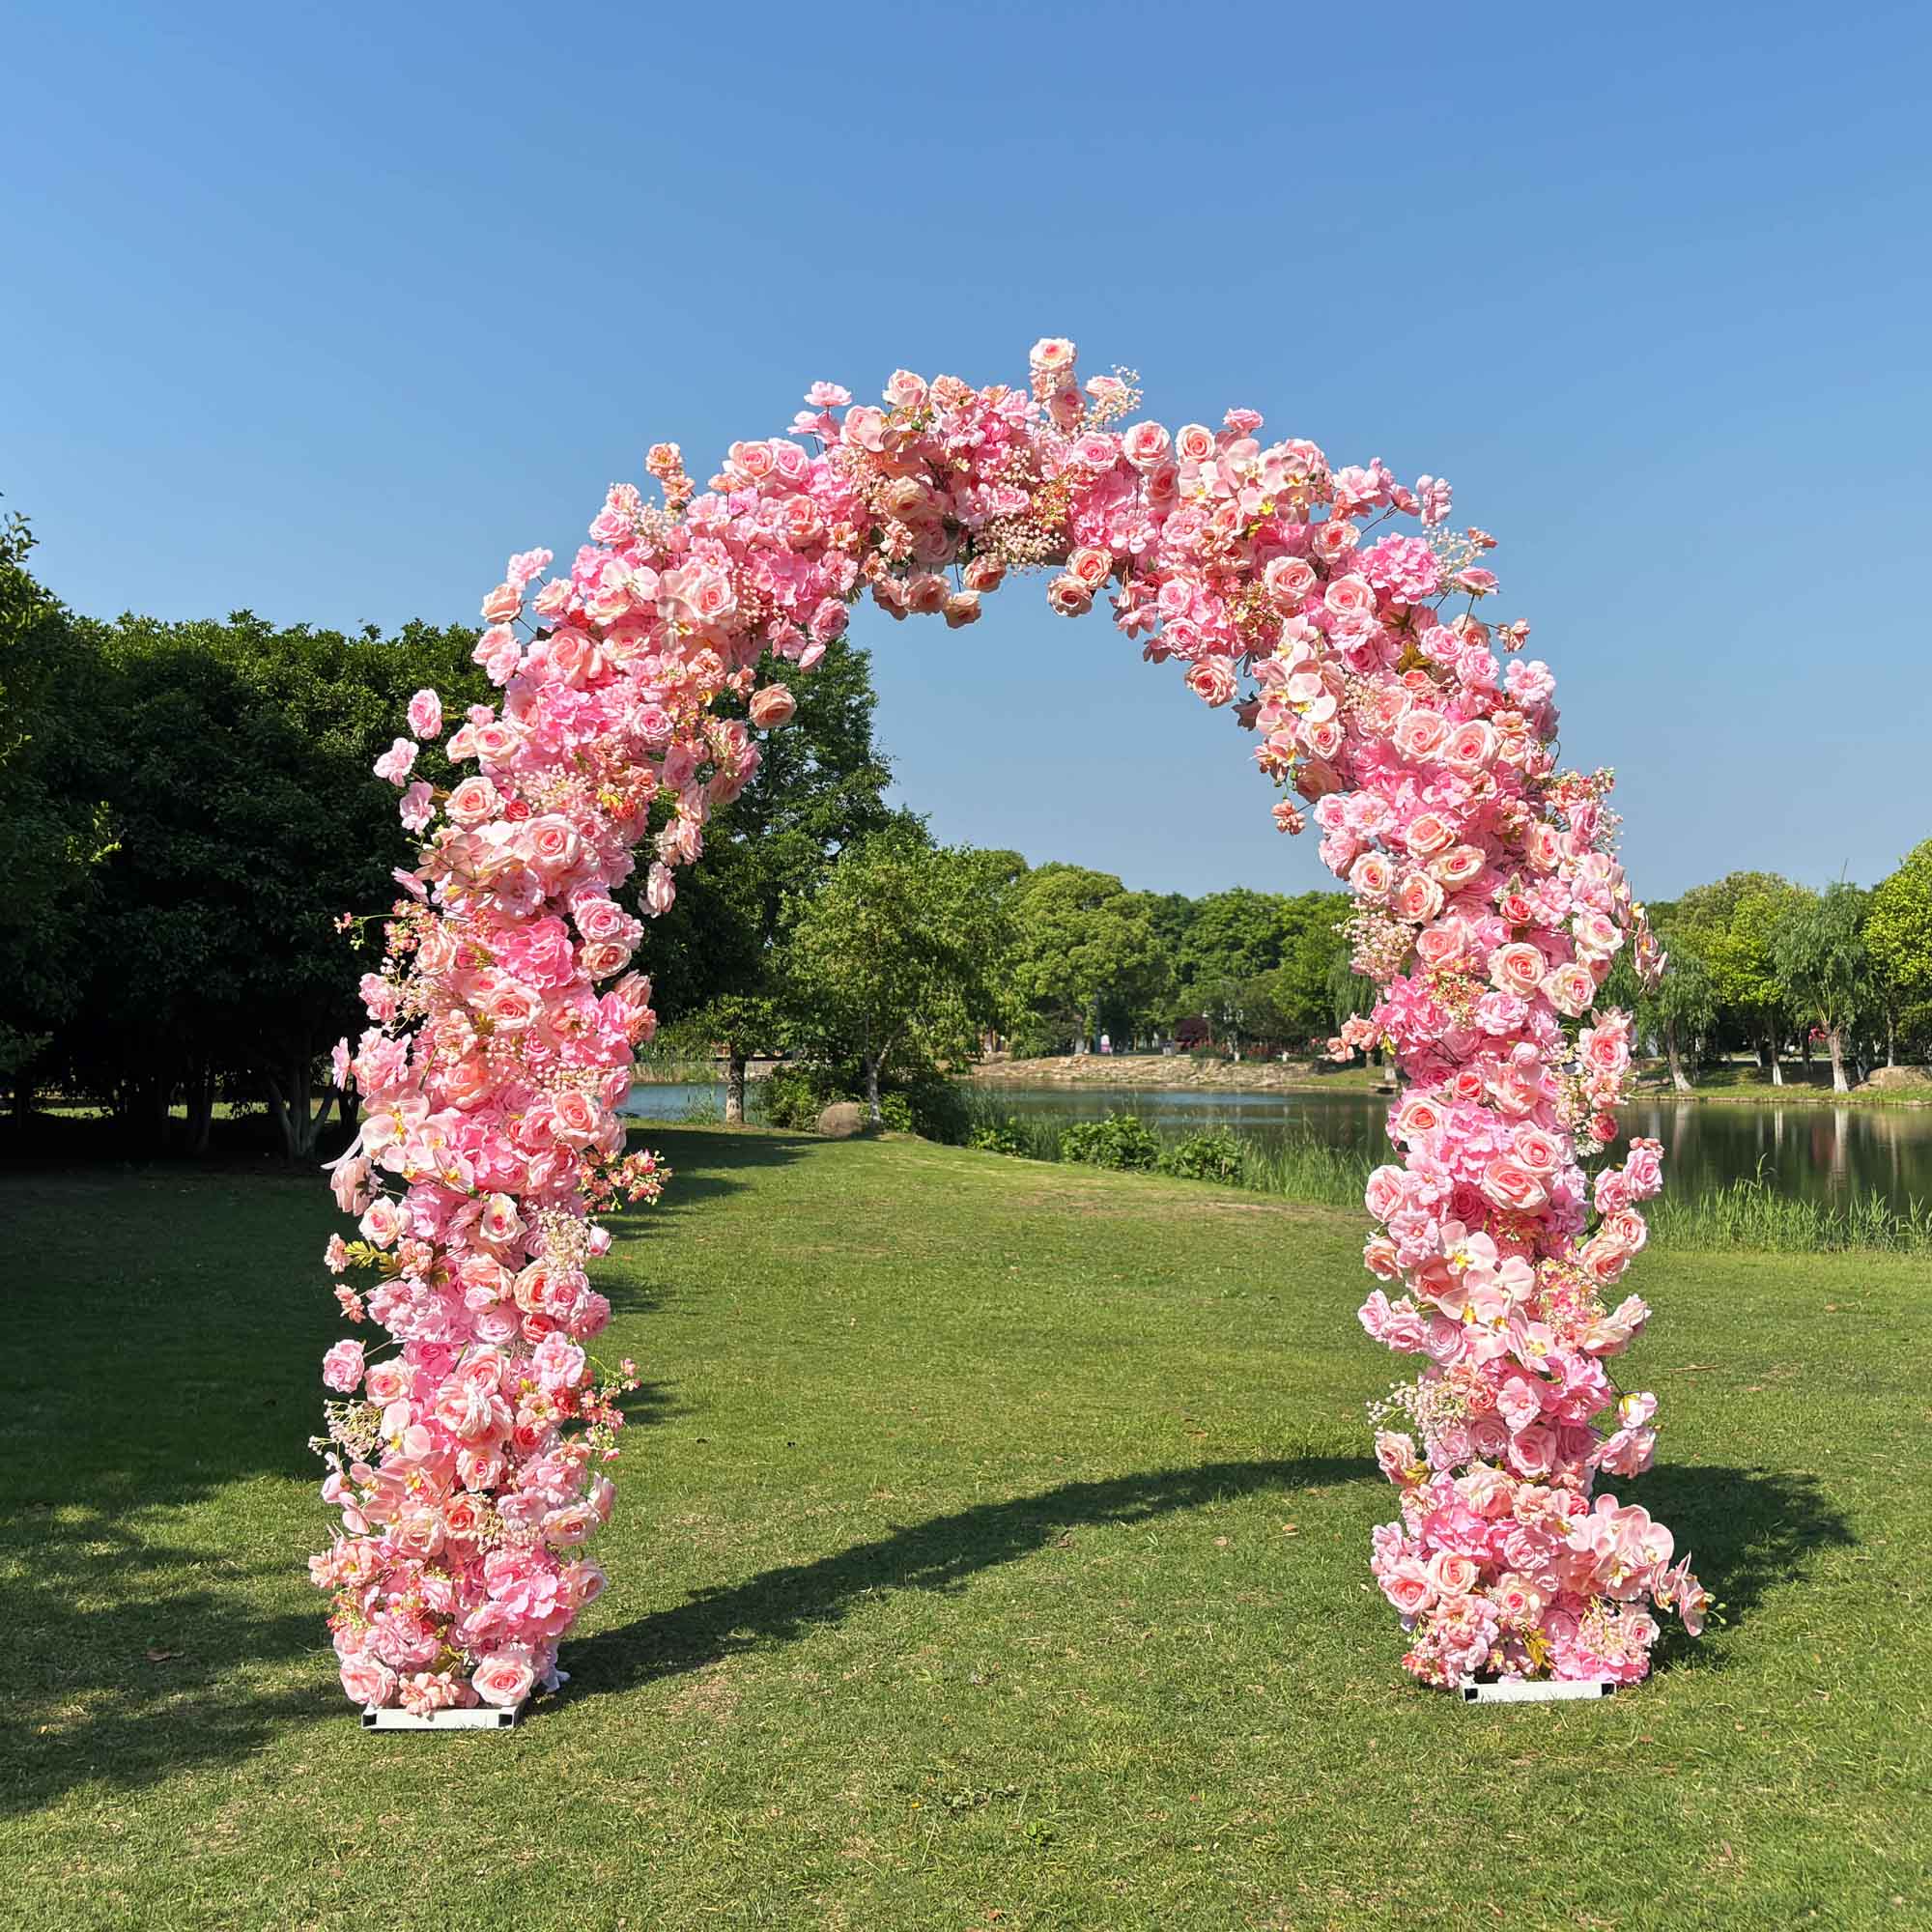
8 0 1928 904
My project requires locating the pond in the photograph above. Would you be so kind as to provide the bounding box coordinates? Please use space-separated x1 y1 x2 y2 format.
625 1079 1932 1212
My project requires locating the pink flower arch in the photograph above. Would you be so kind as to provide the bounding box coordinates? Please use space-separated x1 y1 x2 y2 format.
313 340 1707 1714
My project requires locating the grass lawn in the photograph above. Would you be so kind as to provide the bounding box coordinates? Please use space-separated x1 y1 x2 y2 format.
3 1128 1928 1929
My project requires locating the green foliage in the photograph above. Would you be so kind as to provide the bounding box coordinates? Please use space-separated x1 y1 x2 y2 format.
1002 864 1169 1050
0 508 112 1077
784 826 1013 1108
1059 1111 1161 1172
758 1062 849 1129
1156 1127 1244 1183
967 1114 1027 1155
1865 839 1932 1054
14 601 486 1148
641 637 900 1025
1772 884 1874 1044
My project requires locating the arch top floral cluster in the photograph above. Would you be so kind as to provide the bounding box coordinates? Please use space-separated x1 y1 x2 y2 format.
315 336 1704 1714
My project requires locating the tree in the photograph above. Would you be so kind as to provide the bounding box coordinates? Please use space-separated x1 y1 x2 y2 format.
1675 870 1806 1083
1176 889 1293 998
1865 840 1932 1066
1772 884 1874 1093
0 508 111 1102
641 636 901 1024
642 637 902 1113
784 828 1012 1120
1003 864 1169 1053
54 611 485 1154
1643 917 1717 1093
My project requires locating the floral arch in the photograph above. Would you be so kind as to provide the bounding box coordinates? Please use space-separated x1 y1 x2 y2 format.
313 339 1708 1717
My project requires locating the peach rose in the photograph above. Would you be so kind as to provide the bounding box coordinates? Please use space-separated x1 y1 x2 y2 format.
748 684 796 729
470 1650 536 1709
1489 943 1547 1000
1483 1158 1549 1213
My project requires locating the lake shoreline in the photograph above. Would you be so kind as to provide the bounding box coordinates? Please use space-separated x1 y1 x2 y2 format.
964 1054 1392 1094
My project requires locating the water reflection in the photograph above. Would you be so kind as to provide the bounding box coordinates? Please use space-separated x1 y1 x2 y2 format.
624 1080 1932 1213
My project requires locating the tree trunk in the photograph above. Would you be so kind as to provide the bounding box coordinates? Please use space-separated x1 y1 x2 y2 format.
724 1051 747 1125
1763 1029 1783 1087
1665 1022 1692 1094
1886 1012 1897 1068
185 1063 214 1157
1828 1026 1849 1094
264 1034 325 1158
863 1052 882 1123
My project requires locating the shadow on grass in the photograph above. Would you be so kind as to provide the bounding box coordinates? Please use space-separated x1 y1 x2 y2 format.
612 1122 820 1226
0 1503 329 1816
1640 1463 1855 1669
564 1457 1369 1703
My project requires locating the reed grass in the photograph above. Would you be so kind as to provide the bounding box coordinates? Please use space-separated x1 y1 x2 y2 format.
953 1090 1929 1251
1647 1170 1932 1254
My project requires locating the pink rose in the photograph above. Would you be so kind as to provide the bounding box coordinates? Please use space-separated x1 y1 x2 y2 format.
407 689 443 740
398 781 435 834
470 1649 537 1709
1121 420 1171 469
1382 1562 1434 1616
480 582 522 624
445 776 499 828
1028 336 1077 378
1483 1158 1549 1213
1392 709 1450 762
1542 962 1598 1017
340 1655 397 1710
1364 1164 1408 1222
1440 720 1495 775
1350 851 1393 900
358 1197 402 1248
321 1340 365 1393
363 1360 409 1406
1426 1549 1481 1597
1045 575 1092 617
1322 574 1377 629
1174 422 1216 465
550 1088 602 1148
1489 943 1547 1001
1264 556 1318 608
1391 872 1444 924
372 738 416 785
1403 811 1456 858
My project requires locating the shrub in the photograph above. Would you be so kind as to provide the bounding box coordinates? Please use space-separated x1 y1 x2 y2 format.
1158 1128 1244 1184
1060 1112 1161 1172
968 1116 1026 1155
759 1063 851 1129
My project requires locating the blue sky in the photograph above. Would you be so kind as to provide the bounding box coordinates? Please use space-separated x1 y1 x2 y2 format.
7 0 1928 902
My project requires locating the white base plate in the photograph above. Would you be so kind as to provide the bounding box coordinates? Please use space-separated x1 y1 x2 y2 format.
361 1703 521 1729
1461 1678 1614 1704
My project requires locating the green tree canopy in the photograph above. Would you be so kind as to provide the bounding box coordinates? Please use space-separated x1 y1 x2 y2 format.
783 827 1013 1117
1861 843 1932 1063
1003 864 1169 1052
1771 883 1874 1092
0 509 110 1084
54 611 486 1151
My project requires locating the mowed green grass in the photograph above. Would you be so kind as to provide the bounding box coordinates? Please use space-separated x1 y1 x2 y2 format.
2 1128 1927 1930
